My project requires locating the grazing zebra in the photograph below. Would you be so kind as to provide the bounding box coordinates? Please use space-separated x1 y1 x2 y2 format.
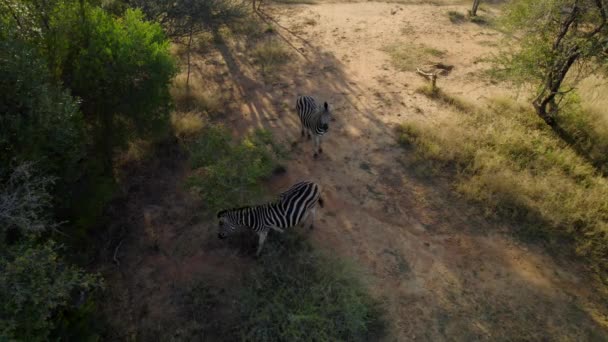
296 95 331 158
217 181 324 256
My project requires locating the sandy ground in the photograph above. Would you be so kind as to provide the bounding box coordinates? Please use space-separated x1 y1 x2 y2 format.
100 2 608 341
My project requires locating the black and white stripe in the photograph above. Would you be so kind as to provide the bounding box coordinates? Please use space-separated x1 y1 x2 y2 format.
296 95 331 158
217 181 323 256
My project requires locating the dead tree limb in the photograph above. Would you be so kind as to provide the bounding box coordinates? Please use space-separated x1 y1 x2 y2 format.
416 68 438 90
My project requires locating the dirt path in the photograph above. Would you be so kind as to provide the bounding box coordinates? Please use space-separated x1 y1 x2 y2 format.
102 2 608 341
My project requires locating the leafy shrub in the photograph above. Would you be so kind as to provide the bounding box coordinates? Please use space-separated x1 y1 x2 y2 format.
0 163 57 239
66 7 176 166
186 126 285 212
0 241 102 341
398 98 608 284
237 234 385 341
0 27 86 206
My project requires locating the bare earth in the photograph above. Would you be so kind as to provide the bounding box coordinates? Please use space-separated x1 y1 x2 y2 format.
101 2 608 341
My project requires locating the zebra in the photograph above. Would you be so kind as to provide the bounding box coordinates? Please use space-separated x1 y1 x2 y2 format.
217 181 324 256
296 95 331 158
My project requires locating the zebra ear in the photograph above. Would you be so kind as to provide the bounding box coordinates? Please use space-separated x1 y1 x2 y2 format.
324 102 329 112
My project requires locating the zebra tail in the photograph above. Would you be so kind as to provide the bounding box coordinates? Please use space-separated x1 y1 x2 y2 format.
318 197 324 208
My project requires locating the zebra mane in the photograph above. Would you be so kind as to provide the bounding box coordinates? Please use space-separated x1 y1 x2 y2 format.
217 201 279 218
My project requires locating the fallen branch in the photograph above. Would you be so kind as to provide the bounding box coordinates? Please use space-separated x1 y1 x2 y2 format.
416 68 438 90
113 239 124 267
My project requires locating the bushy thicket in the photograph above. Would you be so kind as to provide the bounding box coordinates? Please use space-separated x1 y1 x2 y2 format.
0 164 102 341
0 0 176 339
398 98 608 284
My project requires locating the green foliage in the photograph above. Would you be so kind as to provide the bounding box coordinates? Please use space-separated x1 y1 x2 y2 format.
0 241 102 341
131 0 248 38
186 126 285 212
397 98 608 284
0 26 86 205
494 0 608 113
0 163 57 241
237 234 385 341
67 7 176 161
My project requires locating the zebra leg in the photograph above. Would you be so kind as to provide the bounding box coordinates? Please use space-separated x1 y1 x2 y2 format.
269 225 285 233
256 229 269 257
313 136 320 158
301 121 305 138
308 207 317 230
318 136 323 154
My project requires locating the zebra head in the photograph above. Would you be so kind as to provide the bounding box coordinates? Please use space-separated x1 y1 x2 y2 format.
217 210 238 239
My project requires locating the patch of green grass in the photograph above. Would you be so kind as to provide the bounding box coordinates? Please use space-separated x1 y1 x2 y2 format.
237 234 385 341
252 39 290 77
167 234 386 341
416 85 473 112
397 97 608 285
384 43 446 72
448 10 466 24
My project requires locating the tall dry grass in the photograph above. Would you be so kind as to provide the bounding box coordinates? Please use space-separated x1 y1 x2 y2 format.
398 97 608 284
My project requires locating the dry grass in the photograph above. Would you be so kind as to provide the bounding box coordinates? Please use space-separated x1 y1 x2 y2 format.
416 85 473 112
384 43 446 72
171 111 206 141
251 39 291 77
171 75 223 114
447 10 466 23
397 97 608 285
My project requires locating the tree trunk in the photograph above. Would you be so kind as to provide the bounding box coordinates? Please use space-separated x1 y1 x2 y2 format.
532 49 580 127
471 0 481 17
186 23 193 90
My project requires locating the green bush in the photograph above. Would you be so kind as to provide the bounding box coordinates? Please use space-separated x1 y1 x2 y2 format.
66 7 176 167
0 241 102 341
237 234 385 341
0 26 86 207
186 126 285 212
398 98 608 284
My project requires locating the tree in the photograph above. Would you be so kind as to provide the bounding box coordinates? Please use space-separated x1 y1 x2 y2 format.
0 163 102 341
65 7 176 170
0 21 86 208
130 0 247 87
471 0 481 17
498 0 608 128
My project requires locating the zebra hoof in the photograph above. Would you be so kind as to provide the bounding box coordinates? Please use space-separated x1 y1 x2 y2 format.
318 148 323 154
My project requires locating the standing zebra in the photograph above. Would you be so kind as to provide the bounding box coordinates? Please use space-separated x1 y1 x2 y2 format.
217 181 324 256
296 95 331 158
